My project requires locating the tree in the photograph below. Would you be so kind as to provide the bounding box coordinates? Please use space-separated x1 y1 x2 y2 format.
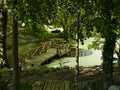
0 0 10 67
56 0 95 75
92 0 120 89
17 0 58 40
2 2 10 67
115 35 120 83
12 0 20 89
115 39 120 72
0 0 4 67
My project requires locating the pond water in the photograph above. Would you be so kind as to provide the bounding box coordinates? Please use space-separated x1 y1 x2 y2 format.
46 37 103 68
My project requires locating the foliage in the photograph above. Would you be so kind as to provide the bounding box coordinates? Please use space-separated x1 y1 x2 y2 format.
88 34 104 50
18 80 35 90
4 0 120 89
90 0 120 89
6 0 58 42
54 0 95 43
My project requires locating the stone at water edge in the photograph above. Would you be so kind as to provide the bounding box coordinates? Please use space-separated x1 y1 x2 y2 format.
108 85 120 90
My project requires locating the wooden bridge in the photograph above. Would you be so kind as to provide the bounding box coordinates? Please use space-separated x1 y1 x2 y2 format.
19 41 71 67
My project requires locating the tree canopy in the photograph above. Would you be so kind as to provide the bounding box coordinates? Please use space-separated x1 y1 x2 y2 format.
1 0 120 89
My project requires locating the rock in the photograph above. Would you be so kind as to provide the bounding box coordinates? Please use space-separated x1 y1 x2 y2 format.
91 69 97 72
108 85 120 90
63 65 69 69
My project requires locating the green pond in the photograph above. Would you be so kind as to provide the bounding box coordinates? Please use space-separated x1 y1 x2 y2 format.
6 37 104 68
46 37 103 68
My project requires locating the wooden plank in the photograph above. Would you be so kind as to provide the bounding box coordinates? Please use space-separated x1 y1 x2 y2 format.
27 48 57 65
20 42 71 66
32 80 69 90
19 41 51 61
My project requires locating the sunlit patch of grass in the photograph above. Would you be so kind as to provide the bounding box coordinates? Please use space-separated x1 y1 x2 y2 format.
6 43 38 66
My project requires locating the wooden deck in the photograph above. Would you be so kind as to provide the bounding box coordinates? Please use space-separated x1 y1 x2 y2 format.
32 80 69 90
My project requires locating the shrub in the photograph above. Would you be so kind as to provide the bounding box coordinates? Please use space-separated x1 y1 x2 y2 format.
19 80 33 90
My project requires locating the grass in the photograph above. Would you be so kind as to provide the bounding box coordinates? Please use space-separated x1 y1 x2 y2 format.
6 42 38 66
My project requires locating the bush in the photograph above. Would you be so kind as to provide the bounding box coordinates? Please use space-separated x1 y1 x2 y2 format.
18 81 33 90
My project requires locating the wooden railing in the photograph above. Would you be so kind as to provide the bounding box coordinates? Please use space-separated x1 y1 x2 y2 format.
18 41 51 62
19 41 71 65
57 43 71 56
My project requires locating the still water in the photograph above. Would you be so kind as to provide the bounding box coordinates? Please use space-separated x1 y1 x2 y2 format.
47 38 103 68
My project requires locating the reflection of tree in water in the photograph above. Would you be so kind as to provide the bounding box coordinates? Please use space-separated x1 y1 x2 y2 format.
79 50 93 57
68 48 93 57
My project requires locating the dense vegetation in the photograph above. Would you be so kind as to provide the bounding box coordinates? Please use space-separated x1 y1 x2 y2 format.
0 0 120 90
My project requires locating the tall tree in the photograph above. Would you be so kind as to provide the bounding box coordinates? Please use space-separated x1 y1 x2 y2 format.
12 0 20 89
92 0 120 89
115 39 120 83
0 0 9 67
2 1 9 67
114 24 120 83
0 0 4 67
57 0 94 75
75 10 80 75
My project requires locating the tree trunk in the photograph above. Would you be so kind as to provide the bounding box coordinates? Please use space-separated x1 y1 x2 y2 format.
102 33 116 90
115 45 120 71
2 7 10 67
12 0 20 89
62 23 69 42
62 14 69 42
75 32 79 75
116 45 120 83
118 46 120 74
0 1 3 67
0 0 5 67
75 11 80 75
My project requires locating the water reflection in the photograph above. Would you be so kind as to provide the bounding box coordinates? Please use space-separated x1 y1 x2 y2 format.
47 37 103 68
47 50 102 68
68 48 93 57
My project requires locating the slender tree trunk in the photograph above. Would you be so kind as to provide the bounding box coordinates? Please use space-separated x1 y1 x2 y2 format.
115 44 120 72
2 6 10 67
116 44 120 83
62 23 69 42
0 1 3 66
118 45 120 74
0 0 4 67
12 0 20 89
75 11 80 75
62 14 69 42
102 33 116 90
118 45 120 72
75 32 79 75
